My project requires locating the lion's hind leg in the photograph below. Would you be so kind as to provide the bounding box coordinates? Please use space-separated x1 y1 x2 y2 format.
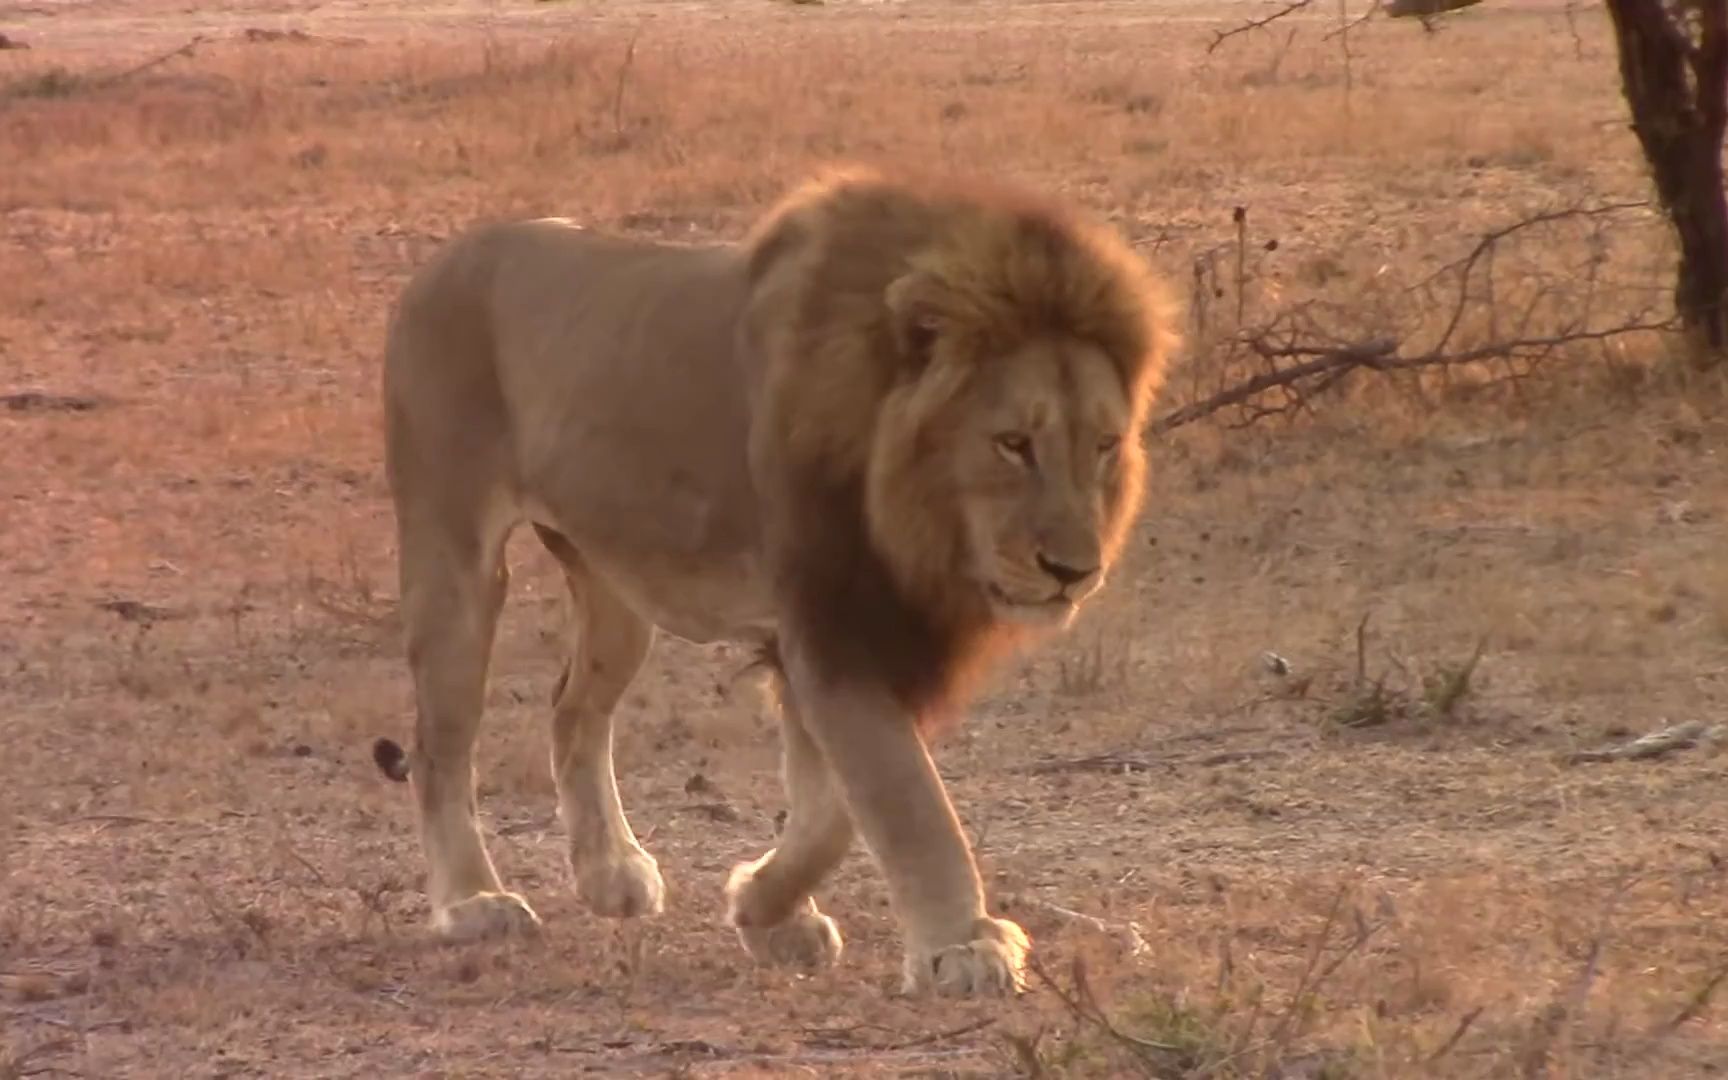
725 689 851 971
394 500 540 942
537 528 666 919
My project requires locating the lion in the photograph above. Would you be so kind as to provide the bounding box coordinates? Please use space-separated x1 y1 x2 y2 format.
370 165 1178 997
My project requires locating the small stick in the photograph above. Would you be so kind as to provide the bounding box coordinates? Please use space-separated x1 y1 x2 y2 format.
99 35 206 86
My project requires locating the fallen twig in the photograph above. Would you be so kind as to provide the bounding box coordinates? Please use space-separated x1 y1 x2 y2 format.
73 813 157 827
547 1038 988 1072
1150 339 1396 434
1020 898 1151 958
97 35 206 87
1652 963 1728 1036
1021 751 1162 774
1425 1005 1484 1063
1567 720 1722 764
881 1018 997 1051
802 1019 993 1050
1018 748 1286 775
1385 0 1483 16
2 391 104 413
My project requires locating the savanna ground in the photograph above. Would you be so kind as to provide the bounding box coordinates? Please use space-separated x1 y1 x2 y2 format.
3 0 1727 1076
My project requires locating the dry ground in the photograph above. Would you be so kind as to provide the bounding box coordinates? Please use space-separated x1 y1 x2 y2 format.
3 1 1727 1076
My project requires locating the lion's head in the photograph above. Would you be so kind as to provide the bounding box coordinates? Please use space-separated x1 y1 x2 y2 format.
743 167 1178 716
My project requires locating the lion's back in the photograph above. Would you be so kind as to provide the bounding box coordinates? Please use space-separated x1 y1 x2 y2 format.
388 217 767 569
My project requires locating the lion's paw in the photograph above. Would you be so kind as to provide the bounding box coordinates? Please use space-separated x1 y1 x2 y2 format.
736 899 845 970
724 859 844 971
572 844 665 919
432 891 543 942
902 917 1030 997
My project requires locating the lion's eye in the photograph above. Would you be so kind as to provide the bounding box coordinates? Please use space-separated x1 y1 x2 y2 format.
1098 435 1122 457
994 432 1035 467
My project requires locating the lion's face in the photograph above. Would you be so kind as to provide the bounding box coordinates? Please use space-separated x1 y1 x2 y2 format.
768 175 1170 662
945 338 1136 629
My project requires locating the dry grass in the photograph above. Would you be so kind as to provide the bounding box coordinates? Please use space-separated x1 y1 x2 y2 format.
4 1 1728 1076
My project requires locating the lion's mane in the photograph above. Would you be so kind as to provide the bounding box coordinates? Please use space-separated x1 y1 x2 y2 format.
740 166 1179 721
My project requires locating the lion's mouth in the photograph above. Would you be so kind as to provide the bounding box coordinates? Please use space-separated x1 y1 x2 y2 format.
985 582 1075 620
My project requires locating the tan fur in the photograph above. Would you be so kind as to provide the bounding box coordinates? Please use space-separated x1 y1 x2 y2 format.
376 165 1178 995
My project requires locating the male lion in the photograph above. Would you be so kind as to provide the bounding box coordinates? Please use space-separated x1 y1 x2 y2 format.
371 166 1177 996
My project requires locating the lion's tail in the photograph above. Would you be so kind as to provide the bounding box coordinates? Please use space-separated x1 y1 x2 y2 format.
372 737 412 783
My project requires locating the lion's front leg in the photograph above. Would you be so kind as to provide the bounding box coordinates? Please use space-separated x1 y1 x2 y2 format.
725 697 850 970
783 654 1029 996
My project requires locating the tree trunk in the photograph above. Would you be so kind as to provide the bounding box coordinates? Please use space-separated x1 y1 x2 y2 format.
1604 0 1728 369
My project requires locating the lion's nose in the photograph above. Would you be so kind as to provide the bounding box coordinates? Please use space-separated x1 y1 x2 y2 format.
1036 553 1096 588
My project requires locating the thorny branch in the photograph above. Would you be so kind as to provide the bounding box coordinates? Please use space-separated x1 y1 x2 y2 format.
1028 954 1182 1077
1417 201 1652 353
1151 201 1676 435
1207 0 1477 52
1323 0 1380 43
1266 886 1384 1046
1207 0 1323 54
1023 885 1389 1077
101 34 207 85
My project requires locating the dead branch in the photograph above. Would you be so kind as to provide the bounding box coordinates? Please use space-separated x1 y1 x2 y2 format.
1566 720 1722 764
880 1018 997 1051
1149 339 1395 434
1209 0 1391 55
1208 0 1322 53
1520 937 1605 1078
1425 1005 1485 1063
1266 886 1383 1049
1383 0 1483 17
1020 750 1159 774
1322 0 1379 42
1328 0 1367 100
1562 0 1587 58
99 35 206 86
1028 954 1181 1077
610 25 644 140
1653 963 1728 1037
1417 201 1652 355
1152 197 1677 436
1521 872 1638 1076
1020 897 1151 958
1017 748 1286 775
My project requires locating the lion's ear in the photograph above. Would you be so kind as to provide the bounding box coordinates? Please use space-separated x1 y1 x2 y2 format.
884 273 944 372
